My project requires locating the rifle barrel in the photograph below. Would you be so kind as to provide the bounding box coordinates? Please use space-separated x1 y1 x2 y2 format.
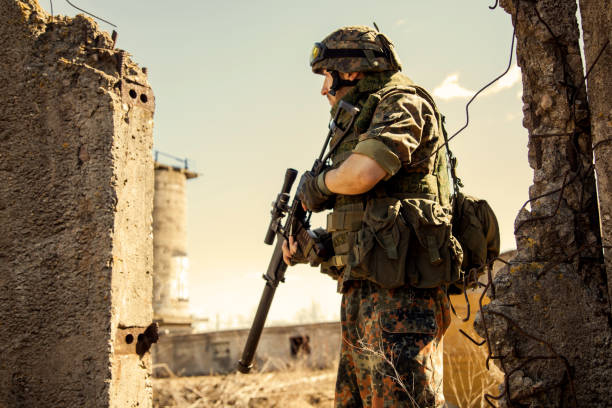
237 240 287 373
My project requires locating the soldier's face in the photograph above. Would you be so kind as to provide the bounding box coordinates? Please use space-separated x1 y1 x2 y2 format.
320 70 354 106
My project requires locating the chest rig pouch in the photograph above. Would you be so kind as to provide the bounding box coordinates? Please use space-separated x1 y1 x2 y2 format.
350 195 409 288
323 78 463 291
346 191 463 289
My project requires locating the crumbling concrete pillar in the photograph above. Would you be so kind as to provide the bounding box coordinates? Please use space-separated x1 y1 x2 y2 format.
153 163 198 331
475 0 612 406
578 0 612 313
0 1 155 407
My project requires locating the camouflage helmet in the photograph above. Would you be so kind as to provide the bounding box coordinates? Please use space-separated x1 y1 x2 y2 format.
310 26 402 74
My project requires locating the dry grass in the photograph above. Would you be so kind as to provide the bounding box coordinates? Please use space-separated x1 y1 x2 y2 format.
443 293 504 408
154 348 503 408
154 292 503 407
444 338 504 407
154 343 503 408
153 364 336 408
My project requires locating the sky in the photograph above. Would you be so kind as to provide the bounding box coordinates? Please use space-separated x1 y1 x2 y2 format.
44 0 531 330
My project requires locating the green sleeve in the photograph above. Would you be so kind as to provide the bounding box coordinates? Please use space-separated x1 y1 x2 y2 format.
355 91 436 175
353 139 400 181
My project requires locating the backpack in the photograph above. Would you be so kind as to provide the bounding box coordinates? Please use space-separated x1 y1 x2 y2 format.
448 191 500 294
413 86 501 294
439 117 500 294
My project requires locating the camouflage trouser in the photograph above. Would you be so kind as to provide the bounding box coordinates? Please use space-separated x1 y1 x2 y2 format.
334 280 451 408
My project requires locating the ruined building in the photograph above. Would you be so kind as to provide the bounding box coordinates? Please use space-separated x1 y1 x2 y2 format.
153 154 198 333
0 0 156 407
153 321 341 376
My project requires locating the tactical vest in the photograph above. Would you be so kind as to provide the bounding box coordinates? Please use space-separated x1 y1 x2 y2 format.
321 72 463 292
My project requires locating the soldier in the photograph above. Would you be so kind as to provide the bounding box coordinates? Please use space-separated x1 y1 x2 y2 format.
283 26 461 407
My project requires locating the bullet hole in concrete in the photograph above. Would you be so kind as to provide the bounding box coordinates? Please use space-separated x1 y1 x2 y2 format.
140 94 148 103
137 333 144 343
129 89 137 99
125 334 134 344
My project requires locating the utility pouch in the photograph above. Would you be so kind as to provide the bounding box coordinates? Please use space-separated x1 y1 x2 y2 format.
349 197 411 288
399 198 463 288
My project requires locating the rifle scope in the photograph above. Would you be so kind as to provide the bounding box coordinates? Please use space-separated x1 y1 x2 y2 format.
264 168 298 245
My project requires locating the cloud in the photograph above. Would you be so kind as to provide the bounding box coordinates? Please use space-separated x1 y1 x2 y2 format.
432 74 475 100
395 19 406 27
482 64 522 96
433 65 522 101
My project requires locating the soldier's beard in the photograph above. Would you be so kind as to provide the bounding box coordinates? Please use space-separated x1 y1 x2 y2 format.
326 86 353 106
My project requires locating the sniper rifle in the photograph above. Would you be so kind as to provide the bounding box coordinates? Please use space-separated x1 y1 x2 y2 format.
237 100 359 373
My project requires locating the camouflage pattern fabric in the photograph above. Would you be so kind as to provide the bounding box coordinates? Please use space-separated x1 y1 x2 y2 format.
356 78 441 176
335 281 450 407
328 71 443 205
309 57 453 407
311 26 402 74
323 71 450 292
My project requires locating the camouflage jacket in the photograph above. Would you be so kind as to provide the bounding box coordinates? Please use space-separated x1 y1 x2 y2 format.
321 71 457 293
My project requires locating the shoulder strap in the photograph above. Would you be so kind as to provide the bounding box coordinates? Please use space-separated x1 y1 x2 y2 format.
351 82 462 203
411 86 463 195
324 101 361 162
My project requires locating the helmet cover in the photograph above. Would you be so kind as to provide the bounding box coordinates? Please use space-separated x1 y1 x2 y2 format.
310 25 402 74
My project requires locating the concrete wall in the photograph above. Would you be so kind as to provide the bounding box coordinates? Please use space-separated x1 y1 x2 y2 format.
0 1 155 407
153 322 341 376
476 1 612 406
579 0 612 311
153 165 197 328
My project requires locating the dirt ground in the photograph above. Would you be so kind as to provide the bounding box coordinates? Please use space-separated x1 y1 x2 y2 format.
153 368 337 408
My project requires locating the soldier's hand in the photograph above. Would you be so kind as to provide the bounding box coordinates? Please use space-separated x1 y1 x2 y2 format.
297 171 333 212
282 236 299 265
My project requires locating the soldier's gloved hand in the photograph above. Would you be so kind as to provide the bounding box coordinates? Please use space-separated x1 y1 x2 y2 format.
297 170 333 212
282 231 333 267
282 236 307 266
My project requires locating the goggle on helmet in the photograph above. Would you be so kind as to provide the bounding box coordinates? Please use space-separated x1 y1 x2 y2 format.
309 42 389 66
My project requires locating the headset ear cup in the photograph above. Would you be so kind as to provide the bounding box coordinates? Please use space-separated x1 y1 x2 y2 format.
329 71 340 96
329 70 361 96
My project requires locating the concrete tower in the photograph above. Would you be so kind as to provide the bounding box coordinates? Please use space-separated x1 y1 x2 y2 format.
153 157 198 332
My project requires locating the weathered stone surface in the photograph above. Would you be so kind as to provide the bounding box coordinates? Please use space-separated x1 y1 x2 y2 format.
579 0 612 313
0 0 154 407
475 0 612 406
